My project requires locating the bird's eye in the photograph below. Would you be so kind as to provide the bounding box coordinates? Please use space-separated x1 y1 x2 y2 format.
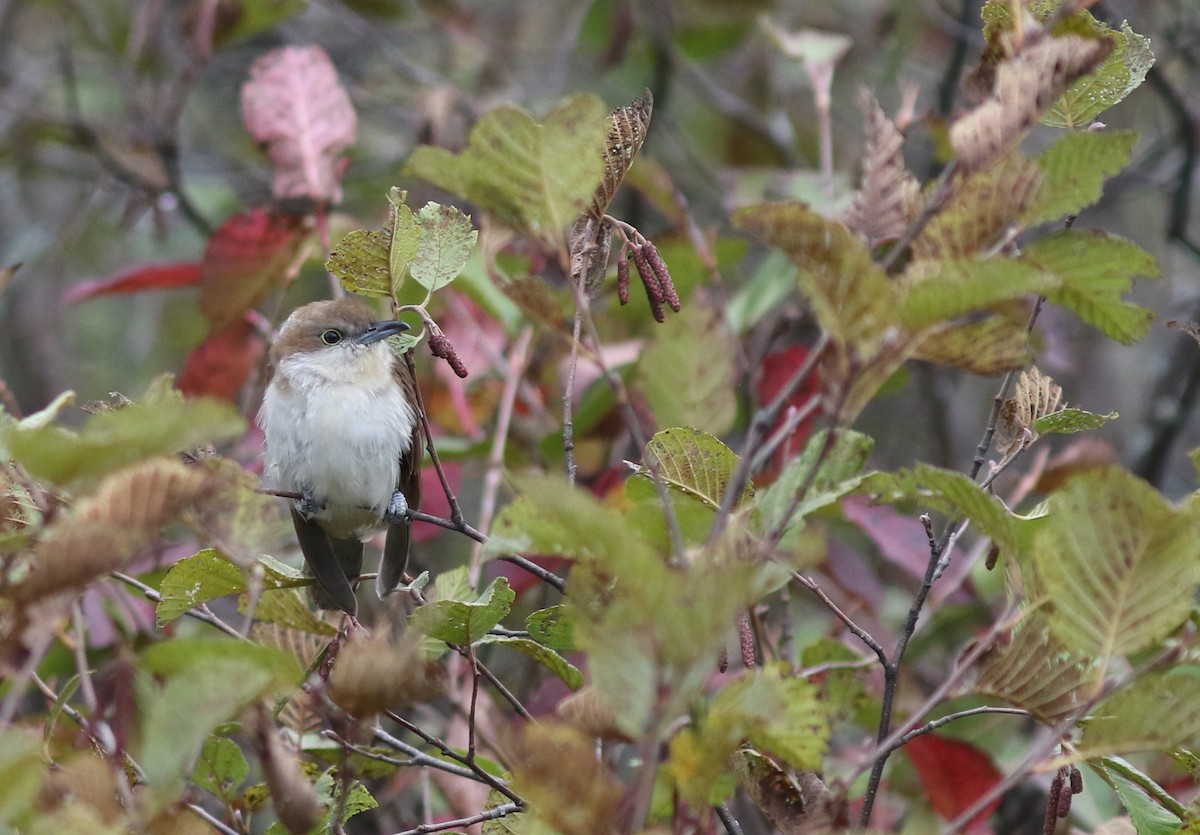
320 329 342 345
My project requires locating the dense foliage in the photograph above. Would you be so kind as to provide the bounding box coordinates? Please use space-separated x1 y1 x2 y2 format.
2 1 1199 833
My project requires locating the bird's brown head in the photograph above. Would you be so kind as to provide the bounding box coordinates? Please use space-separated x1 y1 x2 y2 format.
271 299 410 365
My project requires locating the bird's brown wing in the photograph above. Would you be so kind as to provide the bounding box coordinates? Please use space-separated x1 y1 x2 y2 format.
378 364 423 597
291 507 362 615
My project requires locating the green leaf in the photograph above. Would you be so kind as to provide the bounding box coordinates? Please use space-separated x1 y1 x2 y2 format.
725 249 796 336
3 397 244 487
137 640 301 795
0 729 42 825
387 188 420 295
899 258 1052 331
243 588 338 636
1035 468 1200 661
313 770 377 826
637 302 737 436
860 463 1016 555
410 202 477 293
1024 130 1138 225
1034 408 1117 435
327 229 390 297
1025 230 1160 344
526 605 574 652
1092 758 1184 835
409 576 515 645
636 427 750 510
799 639 867 723
1075 668 1200 761
670 665 828 807
157 549 246 627
405 95 608 245
758 429 874 535
1043 21 1154 129
483 472 657 565
732 202 896 348
475 634 582 690
192 736 249 804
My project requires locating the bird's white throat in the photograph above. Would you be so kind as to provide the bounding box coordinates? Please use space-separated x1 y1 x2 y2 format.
259 343 416 539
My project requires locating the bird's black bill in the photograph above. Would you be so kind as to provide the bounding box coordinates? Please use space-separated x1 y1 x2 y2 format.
356 319 410 346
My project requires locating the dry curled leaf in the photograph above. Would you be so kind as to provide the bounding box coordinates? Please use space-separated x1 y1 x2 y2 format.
995 366 1063 455
241 45 357 204
328 628 445 717
844 89 918 246
588 89 653 221
950 33 1112 170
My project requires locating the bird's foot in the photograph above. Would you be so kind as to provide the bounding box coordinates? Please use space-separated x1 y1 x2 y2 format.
384 489 411 525
298 488 324 519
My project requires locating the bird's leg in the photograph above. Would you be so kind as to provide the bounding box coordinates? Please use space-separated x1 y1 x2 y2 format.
298 488 324 519
384 489 410 525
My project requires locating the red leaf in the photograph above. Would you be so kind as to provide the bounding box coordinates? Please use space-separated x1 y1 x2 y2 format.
241 44 357 203
904 732 1001 832
177 317 265 401
64 262 201 304
198 209 307 329
755 345 822 474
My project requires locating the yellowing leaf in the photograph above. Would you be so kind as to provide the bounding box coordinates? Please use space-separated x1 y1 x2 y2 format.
1035 468 1200 663
913 317 1032 376
1073 668 1200 762
995 367 1063 455
405 95 608 246
637 427 751 510
974 609 1100 724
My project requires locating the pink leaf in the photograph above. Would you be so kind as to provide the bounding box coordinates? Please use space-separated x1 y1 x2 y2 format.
240 45 357 204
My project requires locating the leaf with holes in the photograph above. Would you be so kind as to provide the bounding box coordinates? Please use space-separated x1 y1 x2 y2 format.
950 34 1111 170
410 201 477 293
1035 468 1200 662
1043 22 1154 129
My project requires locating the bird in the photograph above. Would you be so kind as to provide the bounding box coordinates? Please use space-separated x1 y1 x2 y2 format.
258 298 422 615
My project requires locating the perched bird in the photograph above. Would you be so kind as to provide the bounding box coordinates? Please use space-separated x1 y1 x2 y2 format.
258 298 422 615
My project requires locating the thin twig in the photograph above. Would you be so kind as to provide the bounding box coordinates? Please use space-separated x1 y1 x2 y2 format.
710 333 829 545
385 711 523 805
715 803 745 835
396 803 522 835
404 351 465 528
112 571 247 641
893 706 1030 749
792 573 887 665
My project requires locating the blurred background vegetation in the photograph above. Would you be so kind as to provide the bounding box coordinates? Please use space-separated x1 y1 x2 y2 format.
0 0 1197 493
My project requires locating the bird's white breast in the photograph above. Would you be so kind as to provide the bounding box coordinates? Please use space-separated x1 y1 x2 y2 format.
258 343 416 539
